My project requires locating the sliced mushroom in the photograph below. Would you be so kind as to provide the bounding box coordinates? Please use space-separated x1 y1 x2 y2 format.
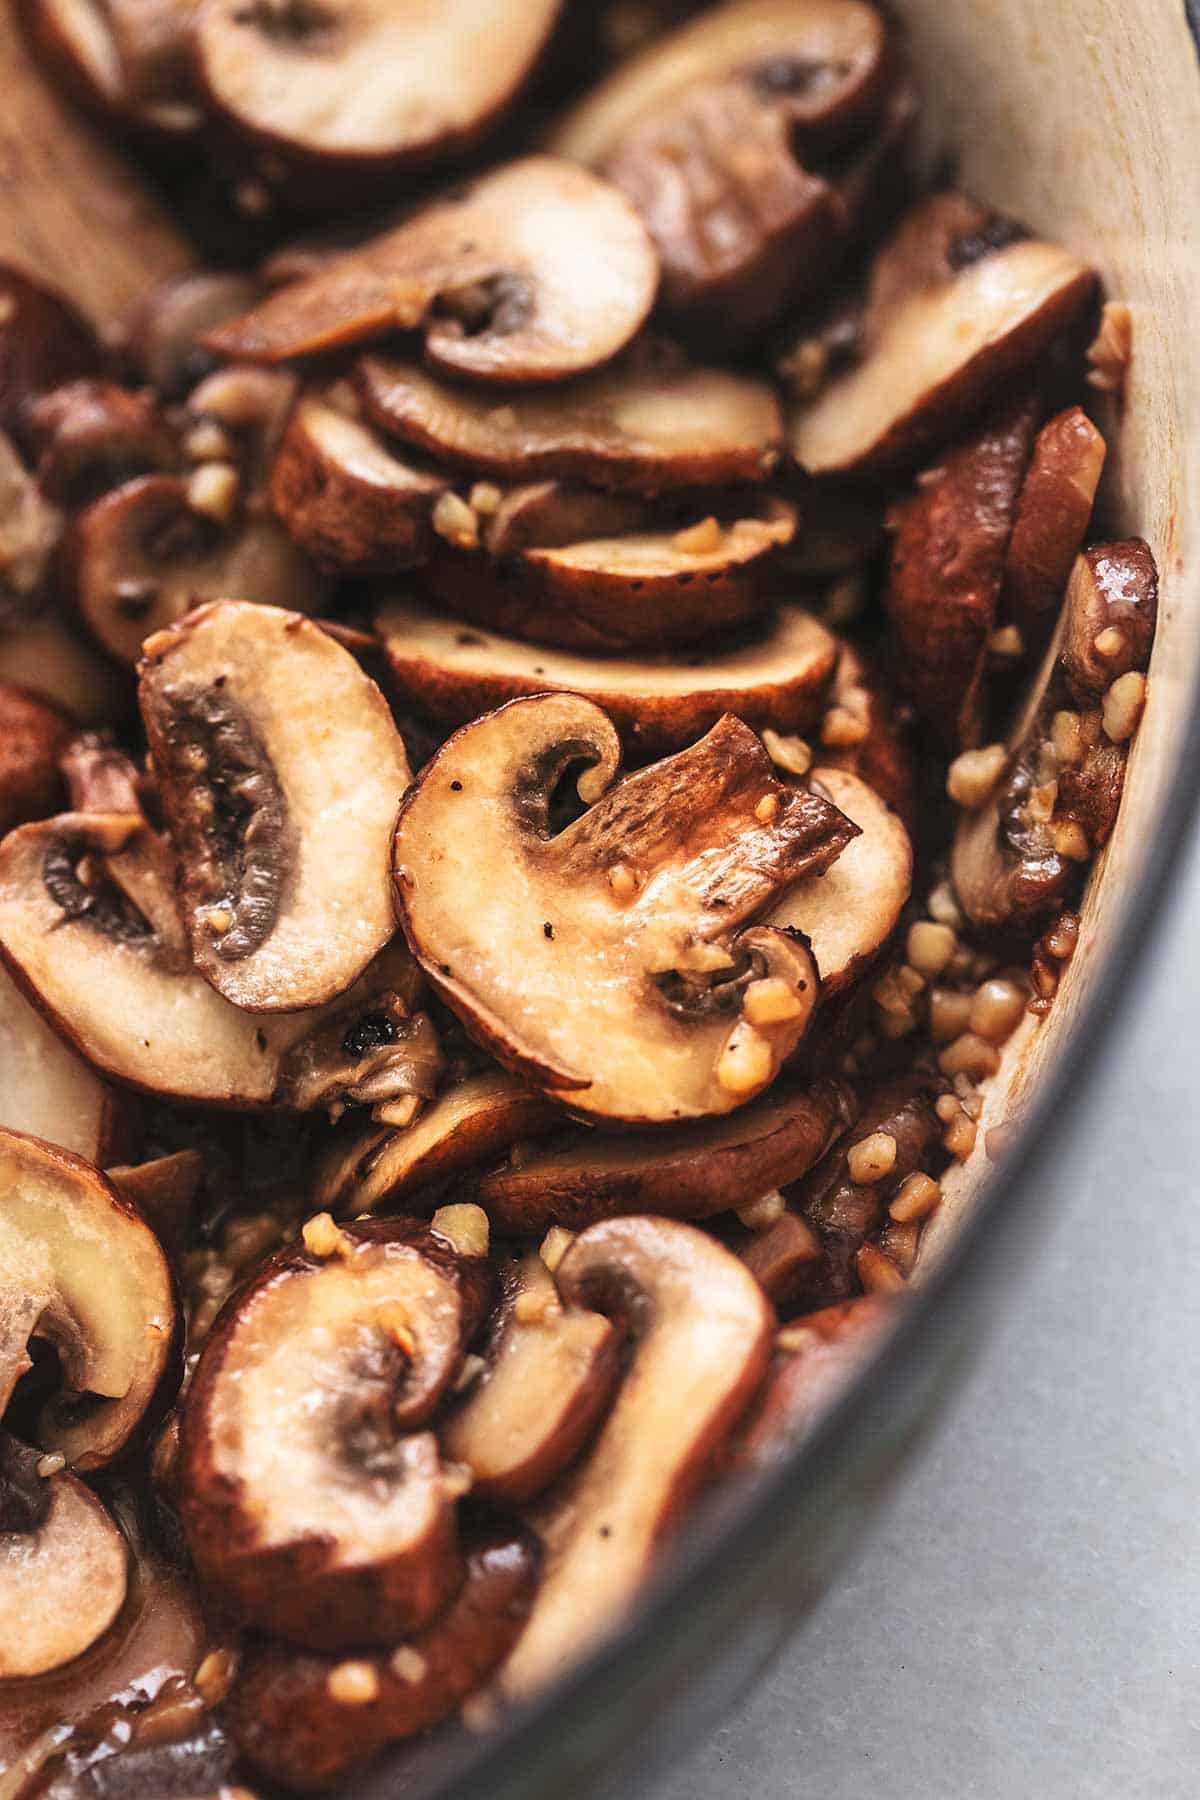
812 643 915 826
1060 538 1158 699
1001 406 1107 654
500 1216 772 1700
473 1079 850 1232
0 610 130 726
68 473 324 665
270 392 447 574
762 766 911 993
420 494 796 654
0 1445 128 1678
59 728 144 815
734 1293 892 1468
205 157 659 385
25 378 178 505
120 269 259 400
0 263 100 438
107 1149 203 1259
178 1218 486 1649
393 698 856 1124
139 600 412 1011
20 0 203 136
376 593 838 759
0 680 71 835
227 1524 540 1793
442 1254 620 1504
0 1129 176 1468
885 395 1038 747
0 962 129 1162
314 1070 557 1218
192 0 560 172
0 810 433 1109
0 428 61 620
183 362 299 485
791 192 1096 475
99 0 199 120
357 346 783 493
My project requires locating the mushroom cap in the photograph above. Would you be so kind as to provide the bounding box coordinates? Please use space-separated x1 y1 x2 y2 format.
205 157 660 386
0 262 100 437
0 1460 129 1678
0 961 126 1163
375 593 838 759
192 0 561 168
393 696 856 1124
0 679 71 837
735 1292 893 1467
1001 405 1107 654
26 377 179 506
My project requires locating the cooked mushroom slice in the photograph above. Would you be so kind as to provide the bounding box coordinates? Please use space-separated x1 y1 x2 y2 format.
315 1070 556 1217
139 600 411 1010
178 1219 484 1649
0 428 61 620
0 611 130 726
0 963 128 1161
68 473 324 665
0 680 71 834
121 269 258 399
952 541 1157 928
422 495 796 654
1001 406 1107 655
376 593 837 758
21 0 202 135
99 0 200 122
26 379 178 505
500 1216 772 1700
734 1294 892 1468
270 393 447 574
885 395 1038 747
0 1130 176 1468
762 766 911 993
812 641 914 824
357 348 782 492
0 263 100 437
205 158 658 384
59 728 143 815
0 1446 128 1678
183 363 299 485
442 1254 619 1506
273 966 442 1115
193 0 560 172
394 698 856 1124
792 192 1096 475
227 1524 540 1793
474 1080 850 1232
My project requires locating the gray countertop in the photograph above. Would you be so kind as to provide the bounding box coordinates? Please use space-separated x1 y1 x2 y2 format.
656 830 1200 1800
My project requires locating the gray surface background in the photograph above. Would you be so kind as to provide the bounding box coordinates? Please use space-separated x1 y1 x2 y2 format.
656 832 1200 1799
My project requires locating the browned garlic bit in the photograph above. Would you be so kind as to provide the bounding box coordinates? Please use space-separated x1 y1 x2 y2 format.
0 3 1161 1790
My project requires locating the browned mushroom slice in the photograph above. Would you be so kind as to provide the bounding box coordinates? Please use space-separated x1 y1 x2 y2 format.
178 1219 483 1649
315 1070 557 1217
474 1080 850 1232
0 680 71 834
394 697 856 1124
107 1149 204 1258
100 0 199 119
1059 538 1158 698
0 428 61 619
25 378 179 505
0 810 433 1109
121 269 259 399
0 1129 176 1468
270 393 447 574
205 158 658 384
500 1216 772 1700
734 1293 892 1468
193 0 560 172
357 348 782 492
183 363 300 486
1001 406 1107 654
227 1524 540 1793
139 600 411 1010
762 766 911 993
885 395 1038 747
0 1445 129 1678
442 1255 620 1504
68 473 324 665
0 963 129 1161
813 640 915 823
422 495 796 654
20 0 203 135
792 192 1097 475
376 593 837 758
0 612 130 726
0 262 100 436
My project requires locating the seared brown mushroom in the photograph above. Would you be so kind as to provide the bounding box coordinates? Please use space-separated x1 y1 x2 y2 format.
0 1129 176 1468
0 1442 129 1678
25 378 178 505
473 1079 850 1232
420 493 797 654
394 697 857 1124
178 1218 488 1650
734 1293 892 1467
1059 538 1158 699
376 593 837 758
763 765 911 992
791 192 1096 475
107 1148 204 1258
121 268 259 399
0 680 71 835
1001 406 1107 654
270 392 448 574
206 158 659 384
0 262 100 437
227 1524 540 1793
139 600 411 1010
357 344 783 492
68 472 323 665
813 641 914 823
499 1216 772 1700
0 428 61 619
0 963 129 1161
442 1254 620 1503
192 0 560 174
20 0 203 137
315 1069 557 1217
0 610 130 726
